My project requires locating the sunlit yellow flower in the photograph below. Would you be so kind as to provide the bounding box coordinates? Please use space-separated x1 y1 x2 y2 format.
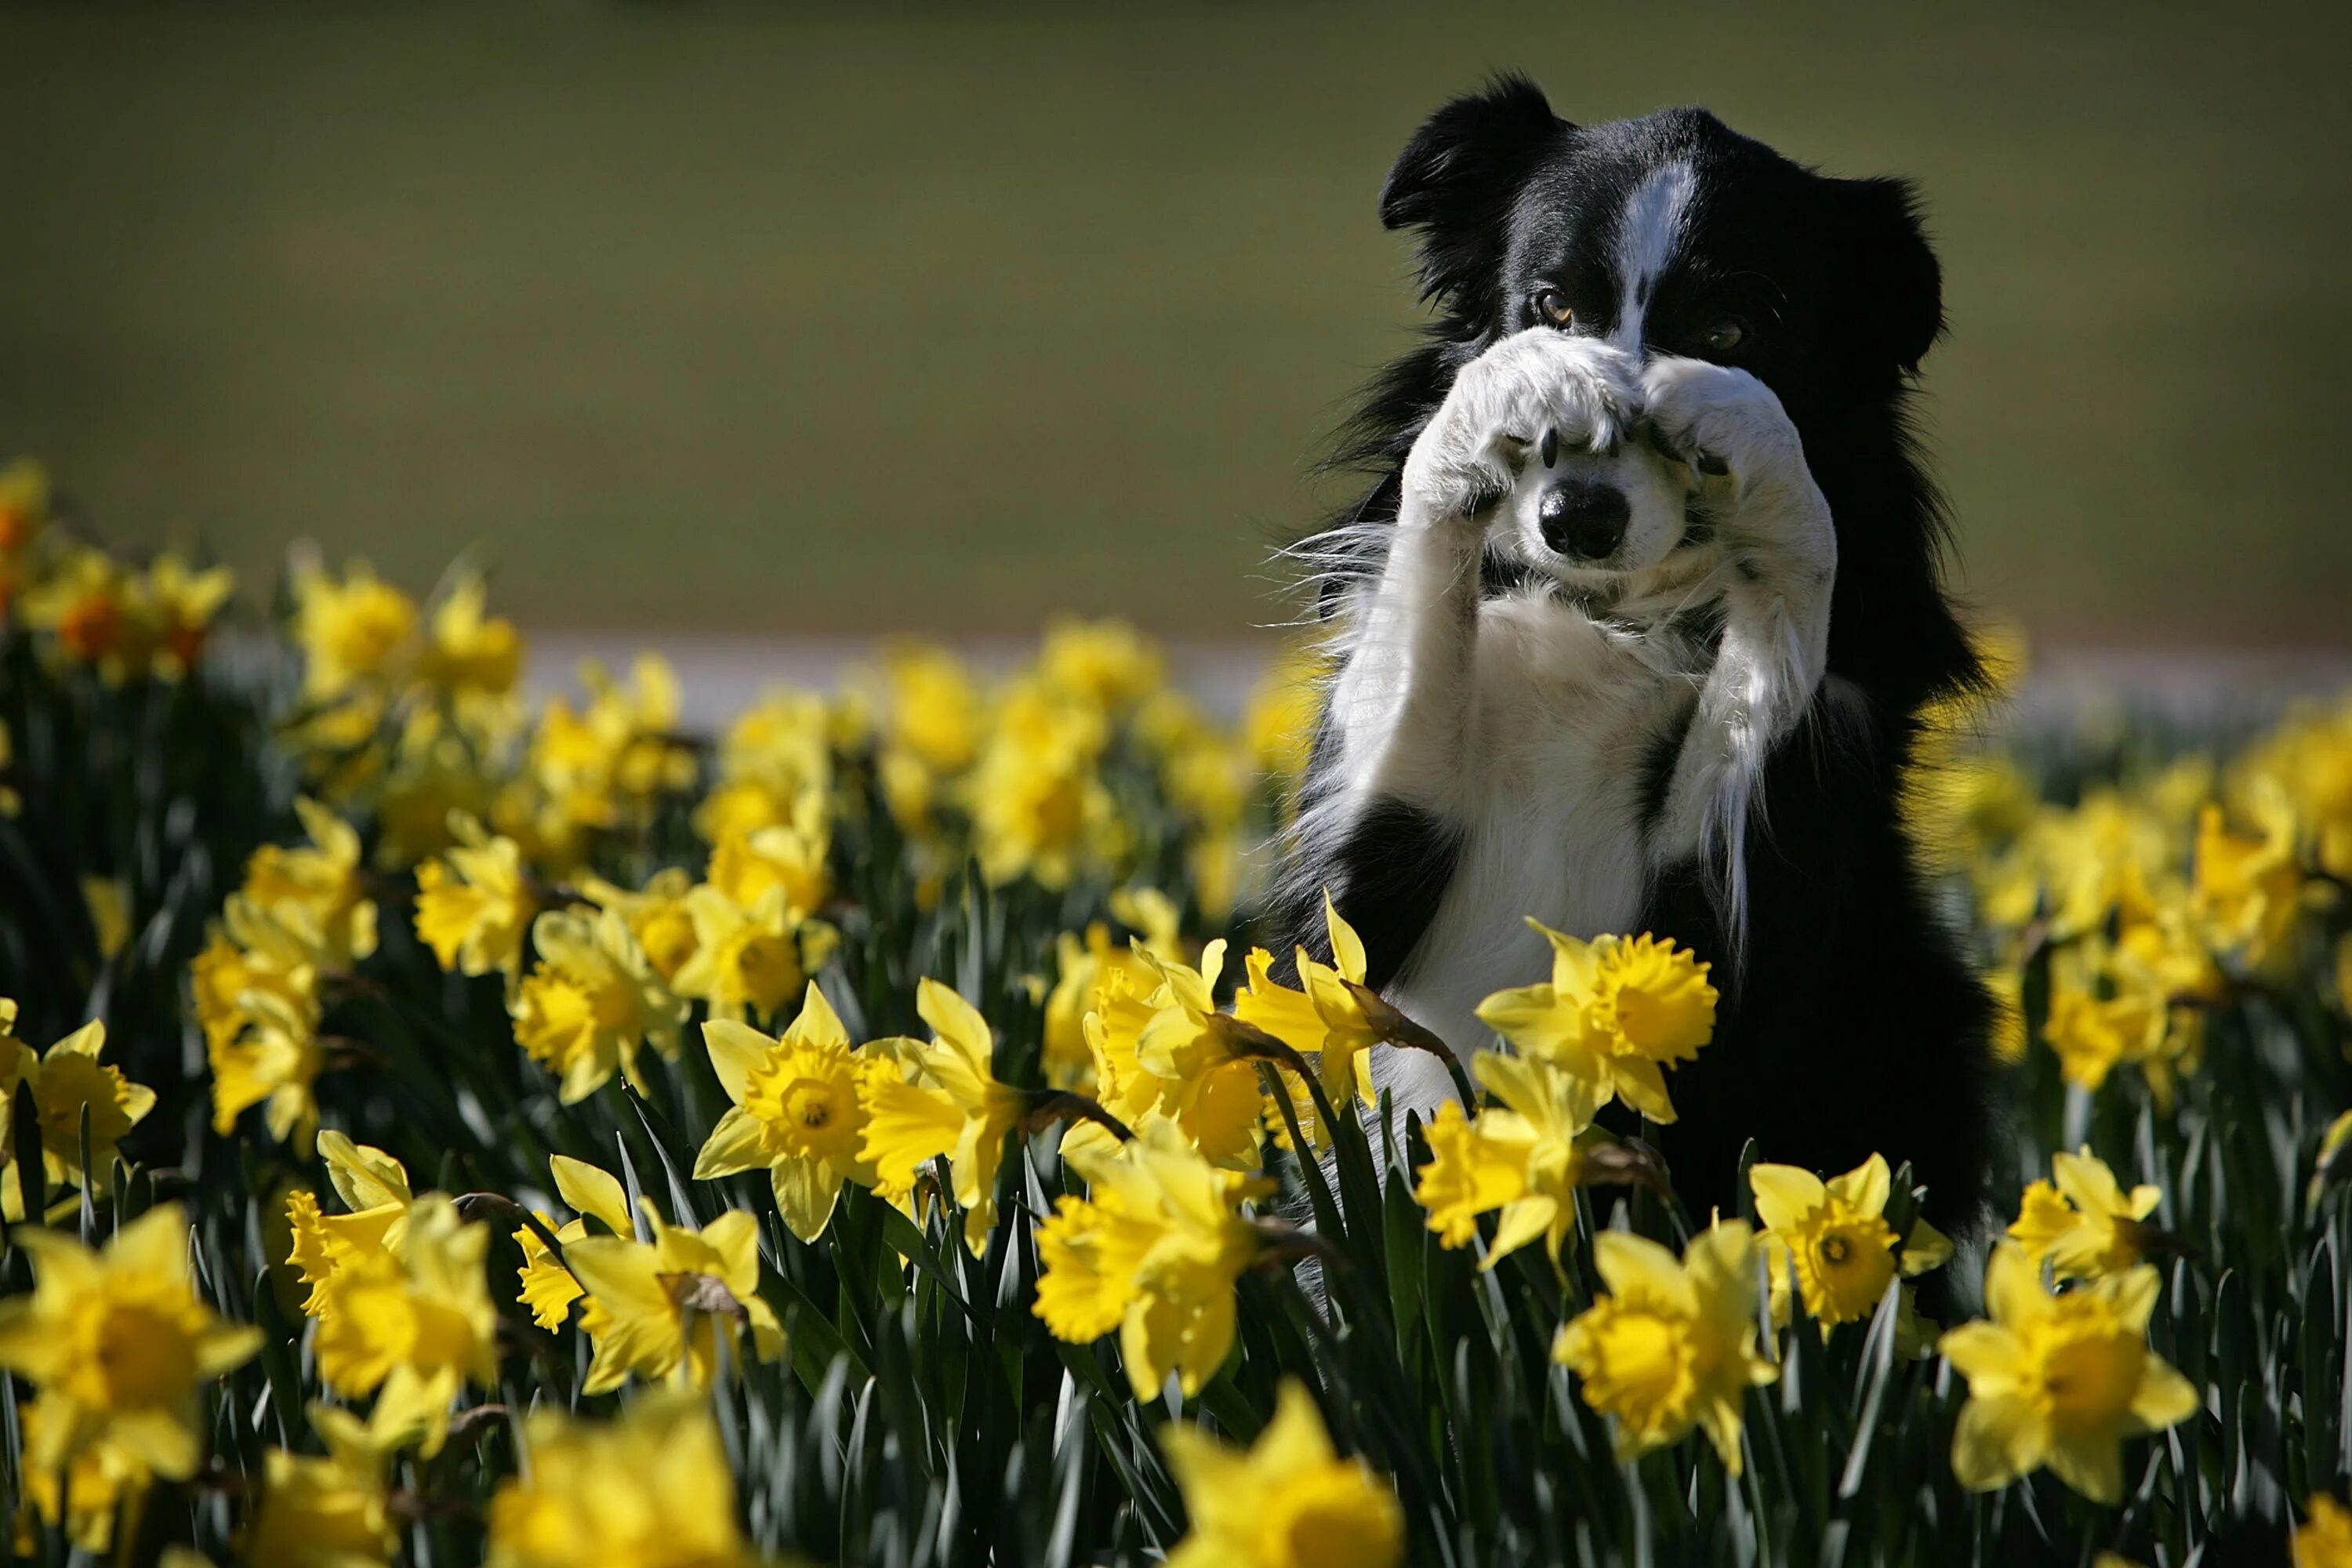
0 1203 261 1480
1476 922 1716 1123
2194 782 2304 967
244 797 379 973
695 982 889 1241
416 572 521 699
193 892 321 1052
879 641 982 777
1039 616 1164 714
1035 1118 1272 1398
585 867 702 986
968 678 1115 889
2297 1495 2352 1568
2245 702 2352 881
1553 1221 1776 1472
292 556 418 702
4 1014 156 1204
698 688 833 844
670 884 837 1025
285 1132 415 1316
2007 1148 2161 1281
312 1196 498 1457
209 985 324 1149
247 1404 397 1568
1044 889 1182 1089
706 813 831 918
1414 1051 1602 1269
564 1205 784 1395
413 816 537 982
1751 1153 1949 1345
1130 940 1287 1170
12 1403 144 1553
1241 644 1325 794
508 1155 633 1330
510 906 687 1102
1160 1379 1403 1568
2044 937 2202 1109
1940 1244 2197 1501
486 1392 766 1568
858 978 1027 1253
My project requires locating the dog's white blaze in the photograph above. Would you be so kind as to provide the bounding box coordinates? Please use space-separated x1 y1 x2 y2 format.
1610 161 1697 353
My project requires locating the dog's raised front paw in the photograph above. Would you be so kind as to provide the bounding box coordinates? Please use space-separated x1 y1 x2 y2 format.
1402 330 1641 529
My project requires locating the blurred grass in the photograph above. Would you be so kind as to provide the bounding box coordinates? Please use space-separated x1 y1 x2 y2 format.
2 0 2347 642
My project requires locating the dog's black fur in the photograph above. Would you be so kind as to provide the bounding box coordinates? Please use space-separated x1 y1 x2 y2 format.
1274 78 1993 1231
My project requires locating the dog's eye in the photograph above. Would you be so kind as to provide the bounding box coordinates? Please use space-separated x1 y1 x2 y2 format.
1700 317 1749 355
1532 288 1574 328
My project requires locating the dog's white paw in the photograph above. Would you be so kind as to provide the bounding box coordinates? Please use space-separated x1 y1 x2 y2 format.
1638 357 1805 499
1640 355 1831 569
1403 330 1641 530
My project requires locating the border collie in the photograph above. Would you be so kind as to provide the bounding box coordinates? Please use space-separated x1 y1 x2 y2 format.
1274 78 1992 1230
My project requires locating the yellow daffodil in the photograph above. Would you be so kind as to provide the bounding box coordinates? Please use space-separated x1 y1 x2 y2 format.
1751 1153 1949 1344
1241 646 1324 793
1045 891 1181 1089
2042 934 2205 1110
0 1203 262 1480
20 548 130 670
312 1195 498 1457
243 797 379 972
564 1205 785 1394
5 1014 156 1203
706 814 831 917
486 1392 765 1568
670 884 837 1025
585 867 702 986
247 1404 397 1568
1039 616 1164 714
2194 782 2305 967
1232 894 1385 1112
285 1131 415 1316
1414 1051 1602 1269
1129 939 1287 1170
695 982 891 1241
413 817 537 982
968 679 1116 890
1477 921 1717 1123
292 556 419 701
1553 1221 1777 1472
508 1154 633 1330
209 985 324 1149
1939 1243 2198 1502
510 905 687 1102
858 978 1026 1253
125 553 234 680
416 572 521 699
2297 1495 2352 1568
1160 1379 1403 1568
2008 1148 2161 1280
12 1403 143 1552
1035 1118 1273 1398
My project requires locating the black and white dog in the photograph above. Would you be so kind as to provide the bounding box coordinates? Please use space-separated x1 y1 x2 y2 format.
1275 79 1992 1230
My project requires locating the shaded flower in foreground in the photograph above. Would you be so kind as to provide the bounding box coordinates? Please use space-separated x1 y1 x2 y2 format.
0 1203 261 1480
1939 1243 2197 1502
311 1196 498 1457
2008 1148 2162 1280
487 1392 768 1568
564 1204 785 1394
858 978 1025 1254
1160 1379 1403 1568
1414 1051 1604 1270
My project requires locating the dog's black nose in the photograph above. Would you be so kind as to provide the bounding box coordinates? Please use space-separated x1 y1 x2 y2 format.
1538 480 1630 561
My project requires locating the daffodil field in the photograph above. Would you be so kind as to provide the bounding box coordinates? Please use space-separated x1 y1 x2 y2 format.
3 454 2352 1567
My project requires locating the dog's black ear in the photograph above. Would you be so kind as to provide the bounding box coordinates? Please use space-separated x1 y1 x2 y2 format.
1379 74 1565 308
1833 176 1944 373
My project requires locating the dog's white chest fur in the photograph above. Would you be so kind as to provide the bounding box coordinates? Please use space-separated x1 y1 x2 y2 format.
1383 592 1675 1062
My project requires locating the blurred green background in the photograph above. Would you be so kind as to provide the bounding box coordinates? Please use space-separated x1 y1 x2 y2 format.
2 2 2347 644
